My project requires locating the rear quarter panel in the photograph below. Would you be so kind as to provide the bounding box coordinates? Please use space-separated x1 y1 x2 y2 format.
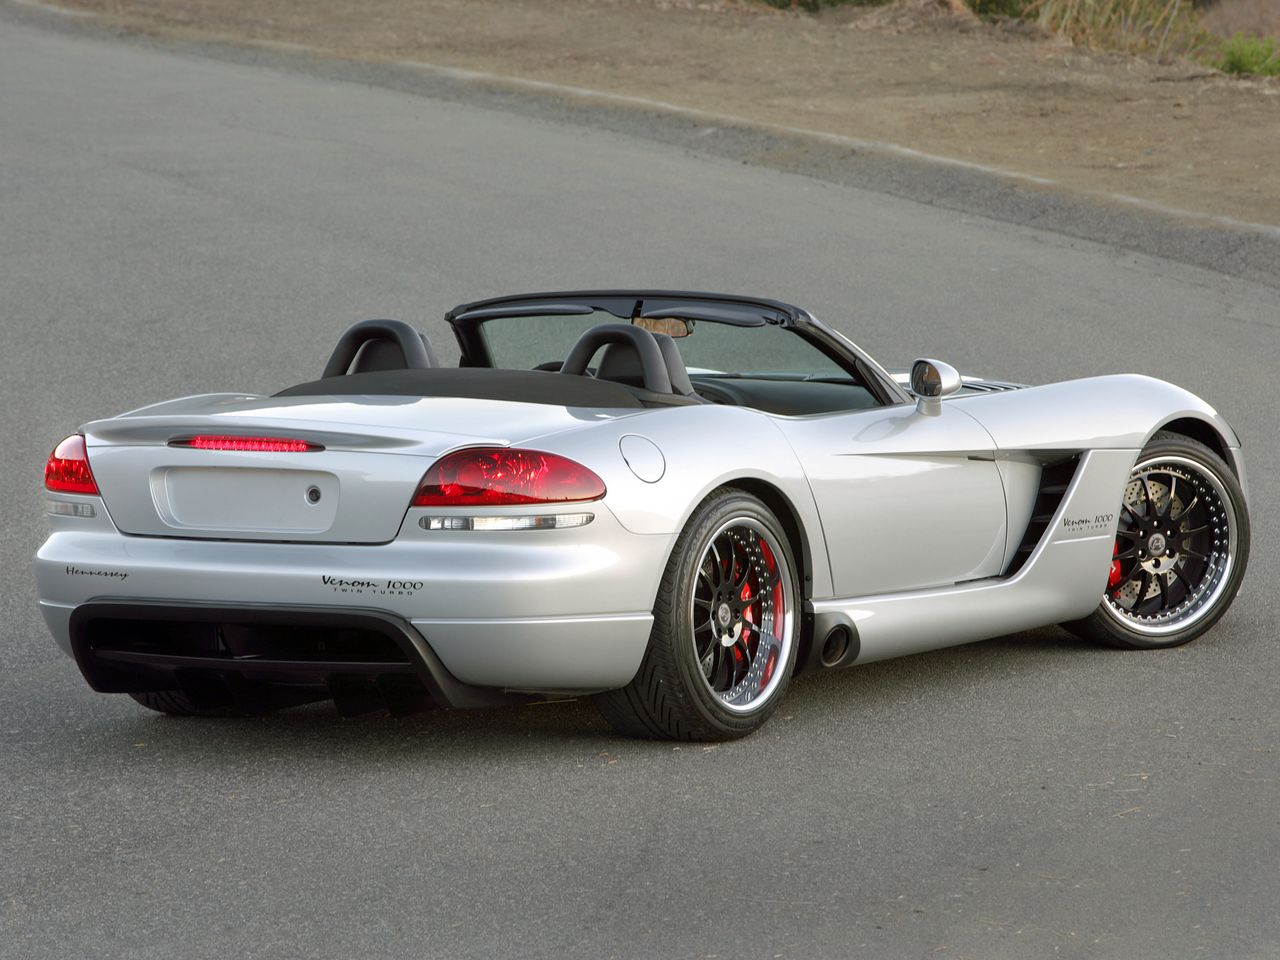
521 404 836 600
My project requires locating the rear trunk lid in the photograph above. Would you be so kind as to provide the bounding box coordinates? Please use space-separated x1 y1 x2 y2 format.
83 393 625 543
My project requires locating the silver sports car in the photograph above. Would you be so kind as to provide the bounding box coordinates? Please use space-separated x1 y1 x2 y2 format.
35 291 1251 740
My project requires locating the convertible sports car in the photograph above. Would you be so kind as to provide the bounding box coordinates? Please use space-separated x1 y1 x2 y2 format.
35 291 1250 740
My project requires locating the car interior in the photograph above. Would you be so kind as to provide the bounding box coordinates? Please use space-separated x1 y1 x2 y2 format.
277 313 882 415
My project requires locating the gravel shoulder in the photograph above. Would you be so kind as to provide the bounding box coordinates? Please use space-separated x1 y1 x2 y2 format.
29 0 1280 230
8 0 1280 287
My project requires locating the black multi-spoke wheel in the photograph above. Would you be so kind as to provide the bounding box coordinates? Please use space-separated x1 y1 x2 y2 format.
1063 432 1249 649
594 489 799 740
692 518 791 711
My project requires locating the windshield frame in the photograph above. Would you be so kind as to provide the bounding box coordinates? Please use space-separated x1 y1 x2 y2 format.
444 290 909 407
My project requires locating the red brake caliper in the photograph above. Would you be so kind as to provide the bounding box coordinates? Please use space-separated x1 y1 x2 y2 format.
736 552 753 667
1107 539 1123 590
756 538 780 688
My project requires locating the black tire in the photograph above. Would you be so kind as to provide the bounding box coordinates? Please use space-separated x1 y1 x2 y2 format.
1062 431 1249 650
594 488 801 740
127 690 260 717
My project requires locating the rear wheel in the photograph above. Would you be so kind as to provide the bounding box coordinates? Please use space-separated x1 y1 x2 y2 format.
1063 432 1249 649
595 489 800 740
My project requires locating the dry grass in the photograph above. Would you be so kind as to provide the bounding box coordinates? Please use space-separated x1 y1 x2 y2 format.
805 0 1218 59
1026 0 1210 56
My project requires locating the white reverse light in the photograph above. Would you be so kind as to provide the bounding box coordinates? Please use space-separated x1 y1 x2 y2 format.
420 513 594 532
47 500 96 518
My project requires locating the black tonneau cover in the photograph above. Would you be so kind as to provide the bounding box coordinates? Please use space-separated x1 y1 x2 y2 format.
276 367 696 408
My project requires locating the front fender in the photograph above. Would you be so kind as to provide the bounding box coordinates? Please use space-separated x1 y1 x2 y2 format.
951 374 1240 456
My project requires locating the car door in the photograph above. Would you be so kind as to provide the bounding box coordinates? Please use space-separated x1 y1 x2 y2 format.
783 402 1008 598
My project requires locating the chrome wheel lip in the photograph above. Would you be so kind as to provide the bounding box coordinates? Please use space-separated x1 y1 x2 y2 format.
1100 454 1237 638
690 516 795 715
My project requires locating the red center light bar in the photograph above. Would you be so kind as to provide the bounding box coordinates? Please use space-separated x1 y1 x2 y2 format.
169 435 322 453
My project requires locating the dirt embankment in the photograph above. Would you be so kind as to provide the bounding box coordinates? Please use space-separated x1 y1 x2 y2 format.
42 0 1280 227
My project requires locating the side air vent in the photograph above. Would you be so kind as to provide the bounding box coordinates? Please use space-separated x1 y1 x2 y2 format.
1004 455 1081 577
957 379 1027 395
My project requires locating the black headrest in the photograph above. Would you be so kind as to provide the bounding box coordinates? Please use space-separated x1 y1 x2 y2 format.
653 333 697 397
596 342 645 386
349 338 420 374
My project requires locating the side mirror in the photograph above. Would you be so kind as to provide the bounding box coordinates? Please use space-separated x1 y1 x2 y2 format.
910 358 962 416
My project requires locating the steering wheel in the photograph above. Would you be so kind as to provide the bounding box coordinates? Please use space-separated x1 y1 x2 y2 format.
321 319 436 378
559 324 673 395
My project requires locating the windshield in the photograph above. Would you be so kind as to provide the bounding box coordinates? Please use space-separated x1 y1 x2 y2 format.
478 310 854 379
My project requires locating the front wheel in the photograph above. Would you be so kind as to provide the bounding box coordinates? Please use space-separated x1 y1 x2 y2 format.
1063 431 1249 649
594 489 800 740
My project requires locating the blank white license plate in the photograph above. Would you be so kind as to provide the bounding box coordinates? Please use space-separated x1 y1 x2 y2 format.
156 467 339 533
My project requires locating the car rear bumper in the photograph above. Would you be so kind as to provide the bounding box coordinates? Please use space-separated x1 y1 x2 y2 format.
34 515 667 693
41 598 654 697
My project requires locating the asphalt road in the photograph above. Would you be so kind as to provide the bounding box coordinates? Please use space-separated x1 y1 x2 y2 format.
2 8 1278 960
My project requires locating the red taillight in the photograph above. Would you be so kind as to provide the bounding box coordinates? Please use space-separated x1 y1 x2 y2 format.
412 447 606 507
170 435 320 452
44 435 99 495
